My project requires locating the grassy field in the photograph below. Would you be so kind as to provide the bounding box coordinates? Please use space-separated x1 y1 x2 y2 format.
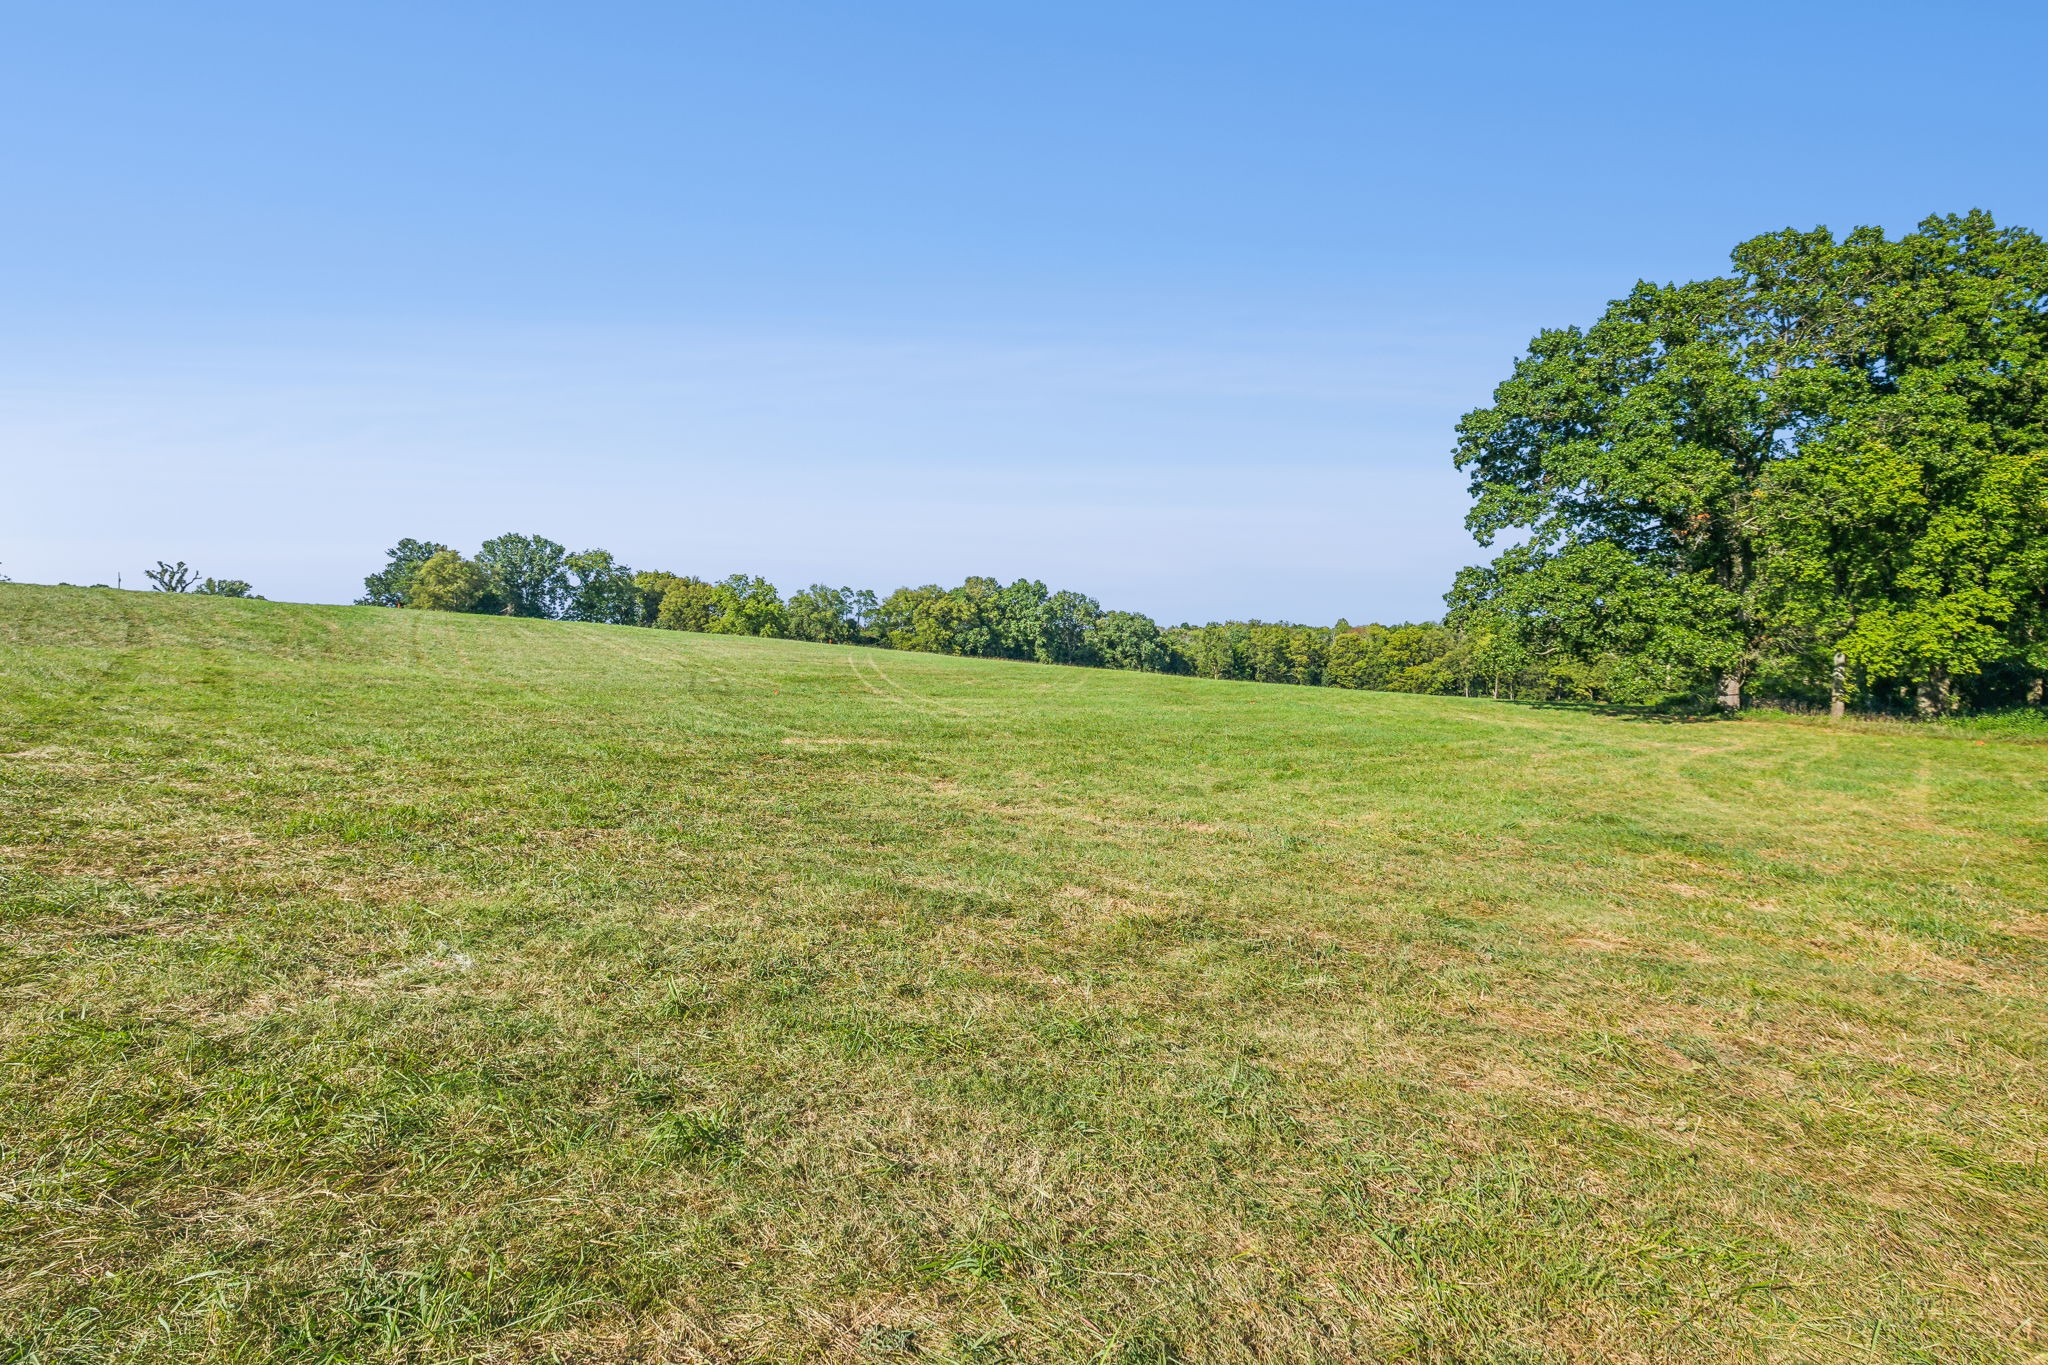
2 583 2044 1364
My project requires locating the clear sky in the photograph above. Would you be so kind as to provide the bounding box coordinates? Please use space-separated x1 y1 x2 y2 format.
5 2 2044 624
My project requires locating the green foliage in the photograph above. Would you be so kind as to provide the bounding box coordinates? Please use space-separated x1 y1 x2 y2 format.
1753 352 2048 714
1454 210 2048 713
476 533 568 618
562 549 642 625
1166 621 1328 685
1323 622 1482 694
1167 620 1249 680
851 579 1184 672
358 538 448 607
346 540 1495 697
705 575 787 637
1245 621 1325 684
1036 589 1101 665
653 576 720 631
631 571 688 625
872 579 1022 657
871 584 949 653
785 584 864 644
194 578 260 599
1323 628 1377 689
407 550 491 613
1447 544 1741 705
1093 610 1174 672
144 560 196 593
988 578 1051 657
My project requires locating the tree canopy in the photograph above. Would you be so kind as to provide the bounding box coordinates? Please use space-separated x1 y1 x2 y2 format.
476 534 570 619
1449 211 2048 714
357 539 447 607
563 549 641 625
407 551 490 613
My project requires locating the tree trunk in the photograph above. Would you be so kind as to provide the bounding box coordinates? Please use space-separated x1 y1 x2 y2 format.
1915 666 1952 719
2029 676 2044 707
1716 673 1742 711
1829 652 1847 720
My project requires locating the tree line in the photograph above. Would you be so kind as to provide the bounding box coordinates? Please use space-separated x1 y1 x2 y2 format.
346 211 2045 717
355 537 1525 694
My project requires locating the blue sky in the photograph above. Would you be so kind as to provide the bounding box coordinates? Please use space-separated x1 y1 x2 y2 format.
5 1 2044 623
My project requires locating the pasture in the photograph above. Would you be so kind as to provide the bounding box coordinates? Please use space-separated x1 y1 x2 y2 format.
1 585 2043 1362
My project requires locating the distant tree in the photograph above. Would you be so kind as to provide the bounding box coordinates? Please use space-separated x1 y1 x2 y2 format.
654 577 720 631
1378 622 1479 695
1457 615 1531 701
358 538 448 607
1167 617 1502 697
1167 621 1251 680
146 561 197 593
939 577 1004 656
1093 610 1176 672
1287 624 1330 683
1325 626 1390 690
786 584 861 644
871 585 944 651
563 549 642 625
1036 589 1101 665
195 578 260 598
705 575 787 637
910 581 995 655
408 550 490 612
476 533 569 618
632 570 689 625
848 588 880 642
1241 623 1326 685
991 578 1050 657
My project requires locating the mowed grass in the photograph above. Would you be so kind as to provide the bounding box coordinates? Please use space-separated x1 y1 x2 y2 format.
2 585 2045 1365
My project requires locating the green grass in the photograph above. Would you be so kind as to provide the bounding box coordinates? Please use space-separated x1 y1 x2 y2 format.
2 583 2045 1364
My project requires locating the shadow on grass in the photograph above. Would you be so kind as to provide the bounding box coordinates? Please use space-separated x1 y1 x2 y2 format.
1491 696 2048 741
1487 697 1735 724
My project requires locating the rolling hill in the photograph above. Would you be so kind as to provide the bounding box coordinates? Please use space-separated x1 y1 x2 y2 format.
2 583 2044 1363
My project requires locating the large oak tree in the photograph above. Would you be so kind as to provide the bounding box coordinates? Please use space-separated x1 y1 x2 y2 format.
1451 212 2048 711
